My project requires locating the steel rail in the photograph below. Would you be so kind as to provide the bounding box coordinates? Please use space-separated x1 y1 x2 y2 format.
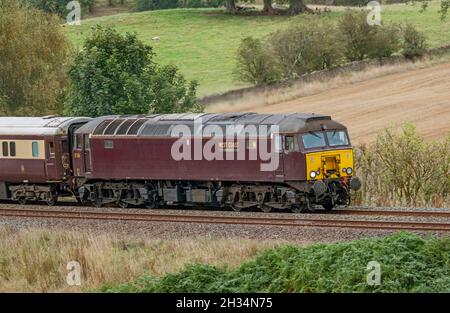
1 207 450 232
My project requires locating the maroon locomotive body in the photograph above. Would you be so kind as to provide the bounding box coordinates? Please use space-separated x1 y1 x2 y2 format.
0 113 361 212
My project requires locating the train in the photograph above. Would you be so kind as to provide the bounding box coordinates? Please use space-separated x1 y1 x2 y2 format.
0 113 361 213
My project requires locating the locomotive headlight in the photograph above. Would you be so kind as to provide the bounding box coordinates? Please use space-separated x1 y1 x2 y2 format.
342 168 347 173
346 167 353 175
310 171 317 179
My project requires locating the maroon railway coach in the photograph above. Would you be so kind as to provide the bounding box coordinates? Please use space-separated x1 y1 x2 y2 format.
0 116 91 204
73 113 361 212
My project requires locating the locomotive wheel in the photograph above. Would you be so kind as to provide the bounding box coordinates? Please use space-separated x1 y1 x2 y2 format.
230 202 244 212
322 197 335 211
291 204 308 213
144 200 156 209
18 197 27 205
118 201 129 209
46 194 58 206
93 198 103 208
260 204 273 213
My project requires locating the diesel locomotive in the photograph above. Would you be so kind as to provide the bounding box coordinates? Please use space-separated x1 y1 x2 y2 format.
0 113 361 213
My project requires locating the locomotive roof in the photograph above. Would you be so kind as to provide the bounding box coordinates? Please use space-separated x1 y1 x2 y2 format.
0 116 91 136
77 113 346 137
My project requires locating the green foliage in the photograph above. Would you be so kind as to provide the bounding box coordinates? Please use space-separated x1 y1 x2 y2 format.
367 25 401 60
337 10 379 61
354 124 450 207
25 0 94 17
0 0 71 116
235 19 343 84
65 26 200 117
135 0 223 11
102 233 450 292
270 19 343 78
401 24 428 59
234 37 281 85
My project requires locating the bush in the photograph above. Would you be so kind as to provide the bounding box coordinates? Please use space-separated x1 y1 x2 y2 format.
401 24 428 59
338 11 405 61
367 25 401 60
102 232 450 293
135 0 223 11
234 37 281 85
65 26 201 117
135 0 179 11
354 124 450 207
268 19 343 79
25 0 94 17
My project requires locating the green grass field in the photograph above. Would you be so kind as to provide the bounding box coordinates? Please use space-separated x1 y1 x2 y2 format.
65 2 450 96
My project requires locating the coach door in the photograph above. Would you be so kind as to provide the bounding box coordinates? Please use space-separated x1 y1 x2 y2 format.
83 134 92 173
273 134 284 181
45 139 58 180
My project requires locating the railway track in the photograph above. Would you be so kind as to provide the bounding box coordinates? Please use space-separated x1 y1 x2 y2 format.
333 208 450 218
1 207 450 232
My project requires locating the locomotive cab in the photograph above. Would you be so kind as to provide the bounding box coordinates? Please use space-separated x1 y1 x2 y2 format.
297 126 361 210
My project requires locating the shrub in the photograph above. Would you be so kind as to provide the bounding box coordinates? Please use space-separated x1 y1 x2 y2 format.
234 37 281 85
338 11 405 61
102 232 450 293
401 24 428 59
135 0 223 11
337 11 380 61
269 19 343 79
354 124 450 207
135 0 179 11
25 0 94 17
367 25 401 60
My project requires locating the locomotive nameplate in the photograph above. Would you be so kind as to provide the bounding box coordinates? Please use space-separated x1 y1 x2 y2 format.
219 141 239 151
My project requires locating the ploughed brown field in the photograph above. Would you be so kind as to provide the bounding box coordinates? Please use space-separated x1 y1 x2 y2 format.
213 63 450 145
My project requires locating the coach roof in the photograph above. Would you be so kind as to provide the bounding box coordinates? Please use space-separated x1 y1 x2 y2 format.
77 113 346 137
0 116 91 136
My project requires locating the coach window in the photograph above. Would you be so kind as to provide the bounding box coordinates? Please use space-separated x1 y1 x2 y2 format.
2 142 8 157
76 135 82 149
32 142 39 158
84 135 90 150
284 136 295 152
49 142 55 156
9 142 16 157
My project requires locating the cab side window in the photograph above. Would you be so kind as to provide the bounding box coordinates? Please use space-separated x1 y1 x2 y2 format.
76 135 82 149
284 136 295 152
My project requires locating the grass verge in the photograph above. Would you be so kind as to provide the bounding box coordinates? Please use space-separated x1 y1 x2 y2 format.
0 227 279 292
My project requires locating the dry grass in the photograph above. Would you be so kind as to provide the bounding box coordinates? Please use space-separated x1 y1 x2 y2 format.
0 227 281 292
208 54 450 113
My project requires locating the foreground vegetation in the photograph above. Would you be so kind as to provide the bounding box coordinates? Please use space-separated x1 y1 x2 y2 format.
102 232 450 292
0 227 278 292
65 2 450 95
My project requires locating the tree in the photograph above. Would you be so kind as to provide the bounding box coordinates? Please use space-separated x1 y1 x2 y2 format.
65 26 201 117
234 37 281 84
0 0 71 116
288 0 310 14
